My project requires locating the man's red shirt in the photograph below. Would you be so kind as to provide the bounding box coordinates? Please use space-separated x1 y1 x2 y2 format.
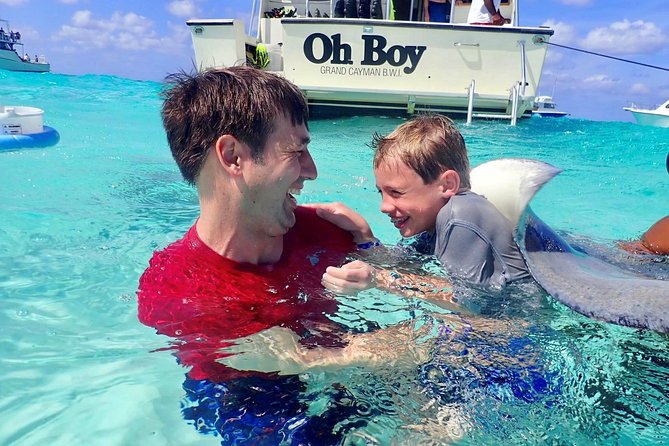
137 206 354 381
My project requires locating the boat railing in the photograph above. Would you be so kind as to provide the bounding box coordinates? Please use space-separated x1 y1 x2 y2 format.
626 101 658 111
518 40 527 96
249 0 521 37
0 29 21 44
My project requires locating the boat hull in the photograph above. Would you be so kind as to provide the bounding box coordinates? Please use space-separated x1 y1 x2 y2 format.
188 18 553 118
0 49 50 72
625 109 669 128
531 110 568 118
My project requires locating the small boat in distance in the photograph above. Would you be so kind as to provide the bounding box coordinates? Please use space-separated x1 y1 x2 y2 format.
531 95 569 118
0 19 50 73
623 100 669 128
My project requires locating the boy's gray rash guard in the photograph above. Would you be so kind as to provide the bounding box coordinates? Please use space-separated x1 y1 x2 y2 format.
423 191 530 288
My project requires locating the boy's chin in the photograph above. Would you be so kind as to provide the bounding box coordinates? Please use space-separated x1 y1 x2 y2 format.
399 228 417 238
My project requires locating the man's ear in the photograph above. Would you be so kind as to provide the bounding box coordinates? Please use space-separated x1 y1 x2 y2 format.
439 170 461 198
215 134 245 175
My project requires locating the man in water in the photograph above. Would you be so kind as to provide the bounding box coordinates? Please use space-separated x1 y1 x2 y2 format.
137 66 440 444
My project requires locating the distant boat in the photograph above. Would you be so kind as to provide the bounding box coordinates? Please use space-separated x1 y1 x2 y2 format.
0 19 50 73
531 95 569 118
623 99 669 128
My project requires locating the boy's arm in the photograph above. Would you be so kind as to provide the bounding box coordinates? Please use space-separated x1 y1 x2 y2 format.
322 260 464 314
303 202 378 246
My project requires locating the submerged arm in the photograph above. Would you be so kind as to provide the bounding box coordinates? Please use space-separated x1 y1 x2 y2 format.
218 322 434 375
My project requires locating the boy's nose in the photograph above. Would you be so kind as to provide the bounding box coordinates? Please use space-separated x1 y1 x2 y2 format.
380 196 394 214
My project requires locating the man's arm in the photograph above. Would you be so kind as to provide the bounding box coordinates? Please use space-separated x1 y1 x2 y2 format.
218 322 434 375
483 0 505 25
218 313 531 376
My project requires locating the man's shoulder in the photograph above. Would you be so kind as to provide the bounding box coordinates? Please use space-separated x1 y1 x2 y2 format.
144 227 195 268
138 225 216 293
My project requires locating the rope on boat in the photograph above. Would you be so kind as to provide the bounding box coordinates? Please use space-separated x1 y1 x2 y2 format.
536 38 669 73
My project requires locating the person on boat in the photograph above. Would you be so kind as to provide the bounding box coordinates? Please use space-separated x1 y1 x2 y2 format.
424 0 451 23
467 0 506 25
137 66 451 444
319 114 531 295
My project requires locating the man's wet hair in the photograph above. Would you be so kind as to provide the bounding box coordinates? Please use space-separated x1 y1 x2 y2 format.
161 66 309 185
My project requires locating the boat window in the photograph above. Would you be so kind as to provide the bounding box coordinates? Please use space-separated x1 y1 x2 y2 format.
545 103 555 109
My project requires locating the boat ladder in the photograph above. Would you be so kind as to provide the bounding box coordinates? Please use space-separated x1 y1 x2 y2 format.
465 40 528 126
466 79 523 126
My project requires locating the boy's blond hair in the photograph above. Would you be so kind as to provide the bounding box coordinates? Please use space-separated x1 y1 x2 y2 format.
372 114 471 189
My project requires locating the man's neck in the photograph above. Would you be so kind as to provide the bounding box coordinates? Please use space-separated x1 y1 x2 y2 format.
196 211 284 265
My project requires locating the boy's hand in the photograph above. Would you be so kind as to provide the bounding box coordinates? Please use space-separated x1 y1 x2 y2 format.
322 260 377 294
304 202 376 244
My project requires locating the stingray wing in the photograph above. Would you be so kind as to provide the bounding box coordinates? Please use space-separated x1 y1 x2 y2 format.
471 158 669 333
470 158 561 227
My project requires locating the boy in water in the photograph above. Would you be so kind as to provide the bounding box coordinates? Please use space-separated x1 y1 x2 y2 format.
320 114 530 294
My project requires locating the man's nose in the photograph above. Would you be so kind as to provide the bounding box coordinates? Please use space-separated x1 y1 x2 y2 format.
300 149 317 180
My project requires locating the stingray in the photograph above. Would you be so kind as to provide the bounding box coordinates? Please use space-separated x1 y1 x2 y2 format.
470 158 669 334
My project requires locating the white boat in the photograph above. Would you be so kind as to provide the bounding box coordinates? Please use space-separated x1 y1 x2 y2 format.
0 19 50 73
186 0 554 124
531 95 569 118
623 100 669 128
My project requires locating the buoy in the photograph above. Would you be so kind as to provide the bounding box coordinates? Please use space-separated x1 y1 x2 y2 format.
0 105 60 150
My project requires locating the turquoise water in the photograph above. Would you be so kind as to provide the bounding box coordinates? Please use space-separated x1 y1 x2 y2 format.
1 70 668 445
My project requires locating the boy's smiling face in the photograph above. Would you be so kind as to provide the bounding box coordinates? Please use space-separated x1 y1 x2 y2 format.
375 158 457 238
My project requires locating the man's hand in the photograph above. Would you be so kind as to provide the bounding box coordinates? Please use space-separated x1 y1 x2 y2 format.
491 12 506 25
322 260 377 295
304 202 375 244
